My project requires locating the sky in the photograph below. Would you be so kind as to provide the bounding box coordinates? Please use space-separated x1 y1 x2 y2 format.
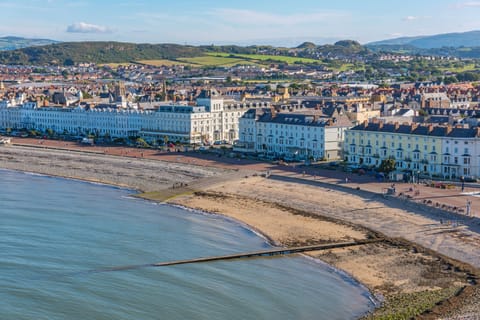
1 0 480 46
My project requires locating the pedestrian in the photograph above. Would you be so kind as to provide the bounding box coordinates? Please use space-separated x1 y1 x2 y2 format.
345 177 348 183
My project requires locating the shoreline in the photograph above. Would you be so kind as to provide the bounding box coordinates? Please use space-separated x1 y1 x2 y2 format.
2 142 480 318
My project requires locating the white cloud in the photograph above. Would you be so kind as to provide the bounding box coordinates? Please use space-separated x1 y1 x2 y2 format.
66 22 112 33
403 16 418 21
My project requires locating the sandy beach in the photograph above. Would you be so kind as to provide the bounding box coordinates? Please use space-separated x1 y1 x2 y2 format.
2 139 480 319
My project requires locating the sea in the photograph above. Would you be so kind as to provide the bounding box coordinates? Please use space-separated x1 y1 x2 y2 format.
0 169 375 319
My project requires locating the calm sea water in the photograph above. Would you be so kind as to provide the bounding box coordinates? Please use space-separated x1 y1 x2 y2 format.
0 169 374 319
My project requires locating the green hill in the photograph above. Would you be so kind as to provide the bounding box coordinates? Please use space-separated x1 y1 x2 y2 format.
0 41 204 65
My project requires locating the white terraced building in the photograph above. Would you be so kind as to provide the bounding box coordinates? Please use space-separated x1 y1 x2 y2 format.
236 107 352 161
0 89 269 145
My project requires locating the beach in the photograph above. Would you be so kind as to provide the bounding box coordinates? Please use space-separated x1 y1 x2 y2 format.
2 139 480 319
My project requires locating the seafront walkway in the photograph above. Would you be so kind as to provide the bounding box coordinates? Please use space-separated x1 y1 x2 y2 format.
9 137 480 218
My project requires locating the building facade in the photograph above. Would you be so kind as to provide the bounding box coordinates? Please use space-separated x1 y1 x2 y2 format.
345 120 480 179
0 89 268 145
236 108 351 161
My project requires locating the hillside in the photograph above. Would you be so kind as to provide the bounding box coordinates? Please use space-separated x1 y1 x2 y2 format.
0 42 205 65
2 36 480 67
0 40 374 66
0 36 59 51
367 30 480 48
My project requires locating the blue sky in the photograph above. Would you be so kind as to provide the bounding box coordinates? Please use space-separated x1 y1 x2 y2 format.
1 0 480 46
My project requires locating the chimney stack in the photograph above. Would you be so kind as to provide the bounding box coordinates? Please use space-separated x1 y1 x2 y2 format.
446 125 453 135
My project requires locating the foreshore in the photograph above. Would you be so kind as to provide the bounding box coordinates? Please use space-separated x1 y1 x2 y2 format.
2 140 480 319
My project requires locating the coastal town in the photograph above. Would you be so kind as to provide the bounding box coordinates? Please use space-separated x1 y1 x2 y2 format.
2 68 480 182
2 56 480 318
3 8 480 318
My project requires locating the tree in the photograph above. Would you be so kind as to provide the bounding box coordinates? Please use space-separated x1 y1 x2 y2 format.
135 137 149 148
64 58 75 66
379 158 396 175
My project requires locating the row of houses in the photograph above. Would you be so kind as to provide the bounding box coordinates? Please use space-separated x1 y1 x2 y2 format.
235 107 351 161
345 120 480 179
0 88 269 145
234 106 480 180
3 84 480 180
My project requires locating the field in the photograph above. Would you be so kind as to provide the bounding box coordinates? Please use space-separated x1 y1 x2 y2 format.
209 52 320 64
438 62 478 73
114 52 329 69
176 55 259 67
135 59 198 67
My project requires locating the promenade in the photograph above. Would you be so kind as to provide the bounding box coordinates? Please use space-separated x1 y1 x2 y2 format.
9 137 480 221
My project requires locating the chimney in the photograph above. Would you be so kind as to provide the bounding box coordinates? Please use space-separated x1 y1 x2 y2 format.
476 127 480 137
428 124 433 133
446 125 453 135
363 120 368 128
378 122 384 129
410 123 418 132
394 122 400 130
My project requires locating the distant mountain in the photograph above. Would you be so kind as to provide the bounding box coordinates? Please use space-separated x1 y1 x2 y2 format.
0 36 60 51
367 30 480 49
